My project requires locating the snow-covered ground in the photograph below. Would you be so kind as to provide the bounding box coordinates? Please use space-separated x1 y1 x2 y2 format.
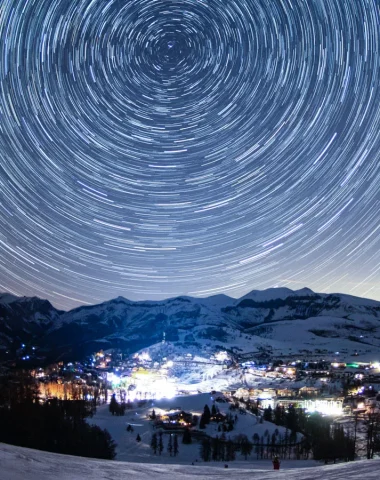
1 442 380 480
2 386 379 479
90 393 297 463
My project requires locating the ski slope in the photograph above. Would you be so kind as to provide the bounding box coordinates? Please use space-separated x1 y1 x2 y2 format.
1 442 380 480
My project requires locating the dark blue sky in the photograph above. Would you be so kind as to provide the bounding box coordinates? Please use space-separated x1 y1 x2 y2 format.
0 0 379 310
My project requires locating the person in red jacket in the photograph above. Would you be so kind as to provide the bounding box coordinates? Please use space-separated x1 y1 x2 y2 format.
273 456 280 470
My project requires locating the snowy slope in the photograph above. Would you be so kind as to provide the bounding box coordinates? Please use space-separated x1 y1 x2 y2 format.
90 393 296 463
247 315 380 352
1 442 380 480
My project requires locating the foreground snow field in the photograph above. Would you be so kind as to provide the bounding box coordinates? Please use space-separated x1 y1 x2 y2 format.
1 443 380 480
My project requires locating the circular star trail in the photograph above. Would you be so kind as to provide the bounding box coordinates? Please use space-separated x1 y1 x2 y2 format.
0 0 379 310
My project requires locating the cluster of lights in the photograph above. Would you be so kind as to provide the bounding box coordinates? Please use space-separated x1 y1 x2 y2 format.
304 400 343 416
215 351 229 362
107 372 121 387
134 352 152 362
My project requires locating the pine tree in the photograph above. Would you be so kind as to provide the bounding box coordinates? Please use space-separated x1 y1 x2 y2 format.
151 433 158 454
254 439 260 459
286 405 298 431
158 432 164 455
203 405 211 424
260 435 264 459
200 437 212 461
225 438 236 461
252 433 260 444
182 428 192 444
274 405 285 425
240 436 253 460
173 434 179 456
212 436 220 461
109 394 118 416
365 408 380 459
136 433 141 442
199 413 206 429
219 436 226 461
167 434 173 456
263 405 272 422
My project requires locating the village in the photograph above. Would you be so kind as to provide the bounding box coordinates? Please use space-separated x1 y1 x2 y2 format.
30 342 380 421
3 338 380 464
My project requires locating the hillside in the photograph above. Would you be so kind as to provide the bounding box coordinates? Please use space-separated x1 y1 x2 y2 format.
1 442 380 480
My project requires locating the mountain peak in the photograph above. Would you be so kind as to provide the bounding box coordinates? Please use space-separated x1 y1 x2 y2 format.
113 296 129 303
240 287 295 302
293 287 315 296
0 292 21 305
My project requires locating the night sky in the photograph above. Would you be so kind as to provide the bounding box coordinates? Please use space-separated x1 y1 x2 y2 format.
0 0 379 311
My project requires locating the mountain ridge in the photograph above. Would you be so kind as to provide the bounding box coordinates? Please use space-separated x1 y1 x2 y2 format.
1 287 379 363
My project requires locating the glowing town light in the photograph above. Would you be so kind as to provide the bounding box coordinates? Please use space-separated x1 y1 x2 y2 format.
304 399 343 416
258 394 274 409
152 378 177 400
107 372 121 387
139 352 152 361
215 351 229 362
305 404 341 416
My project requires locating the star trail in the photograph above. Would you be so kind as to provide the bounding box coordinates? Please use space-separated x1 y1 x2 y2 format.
0 0 379 310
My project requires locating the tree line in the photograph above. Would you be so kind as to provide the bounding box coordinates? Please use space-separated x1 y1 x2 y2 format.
0 369 116 459
184 401 380 463
150 431 180 456
262 403 380 462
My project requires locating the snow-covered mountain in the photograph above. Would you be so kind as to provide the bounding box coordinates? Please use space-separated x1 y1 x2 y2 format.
0 294 62 357
1 288 380 362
